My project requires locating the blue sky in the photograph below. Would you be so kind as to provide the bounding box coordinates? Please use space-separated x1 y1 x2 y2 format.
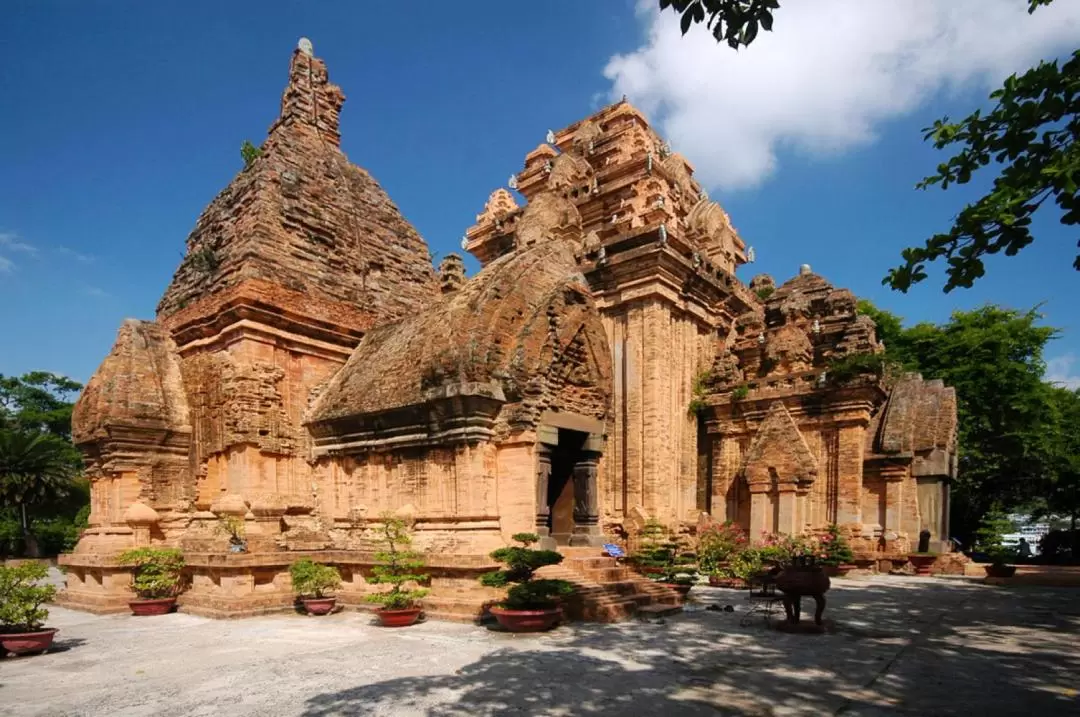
2 1 1078 388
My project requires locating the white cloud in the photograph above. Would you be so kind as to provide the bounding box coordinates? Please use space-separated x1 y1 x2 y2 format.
605 1 1080 190
56 246 94 263
1047 354 1080 390
0 231 37 272
0 231 36 254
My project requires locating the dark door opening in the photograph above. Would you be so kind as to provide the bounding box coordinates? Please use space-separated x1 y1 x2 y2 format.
546 429 587 546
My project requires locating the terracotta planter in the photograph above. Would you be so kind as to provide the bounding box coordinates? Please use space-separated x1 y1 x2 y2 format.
708 575 747 589
660 582 693 598
637 566 665 576
985 564 1016 578
376 607 422 627
0 628 58 655
490 606 561 633
302 597 336 615
908 554 937 576
129 597 176 616
824 564 856 578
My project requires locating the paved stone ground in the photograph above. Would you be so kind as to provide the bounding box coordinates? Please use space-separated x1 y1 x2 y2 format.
3 575 1078 716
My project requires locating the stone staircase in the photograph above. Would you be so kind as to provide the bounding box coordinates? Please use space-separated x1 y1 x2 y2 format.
537 547 684 622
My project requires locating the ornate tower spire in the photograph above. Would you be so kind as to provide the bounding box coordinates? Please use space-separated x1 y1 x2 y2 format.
269 38 345 146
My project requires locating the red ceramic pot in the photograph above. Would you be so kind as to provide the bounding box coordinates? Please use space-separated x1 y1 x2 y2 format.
489 606 561 633
376 607 422 627
908 554 937 576
129 598 176 616
302 597 336 615
0 628 58 655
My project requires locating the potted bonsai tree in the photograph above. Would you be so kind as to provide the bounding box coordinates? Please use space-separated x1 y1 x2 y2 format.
629 519 670 576
818 524 857 577
118 547 186 615
0 561 58 655
976 511 1018 578
364 516 429 627
218 515 247 553
480 532 574 632
289 558 342 615
643 539 699 597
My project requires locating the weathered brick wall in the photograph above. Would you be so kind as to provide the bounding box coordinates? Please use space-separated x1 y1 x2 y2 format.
157 47 437 327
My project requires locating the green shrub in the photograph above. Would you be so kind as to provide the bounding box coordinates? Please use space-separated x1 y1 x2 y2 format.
480 533 573 610
630 521 698 585
31 518 81 555
240 139 262 168
817 524 855 567
289 559 341 599
697 521 748 573
975 510 1016 566
0 515 23 558
118 548 186 599
0 561 57 631
364 516 429 611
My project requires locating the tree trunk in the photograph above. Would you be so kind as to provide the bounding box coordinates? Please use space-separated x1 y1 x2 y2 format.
20 504 41 559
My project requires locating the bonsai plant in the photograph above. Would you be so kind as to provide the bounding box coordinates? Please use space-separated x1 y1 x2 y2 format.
289 558 342 615
0 561 58 655
117 547 186 615
364 516 429 627
976 511 1018 578
629 519 670 576
218 515 247 553
479 532 574 632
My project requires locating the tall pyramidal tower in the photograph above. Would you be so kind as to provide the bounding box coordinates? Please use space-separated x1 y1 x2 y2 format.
70 40 439 566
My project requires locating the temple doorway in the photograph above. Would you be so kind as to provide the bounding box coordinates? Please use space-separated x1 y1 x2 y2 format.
535 419 603 548
548 429 586 545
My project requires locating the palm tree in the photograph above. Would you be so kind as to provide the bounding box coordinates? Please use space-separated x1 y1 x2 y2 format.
0 429 74 557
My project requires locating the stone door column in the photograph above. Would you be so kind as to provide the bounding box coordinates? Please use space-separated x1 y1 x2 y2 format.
570 450 603 547
776 482 798 535
748 483 772 539
535 444 555 549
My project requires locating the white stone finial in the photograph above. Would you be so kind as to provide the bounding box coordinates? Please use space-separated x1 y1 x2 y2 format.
297 38 314 56
747 246 756 263
546 129 556 145
460 236 469 250
799 264 812 275
508 174 518 190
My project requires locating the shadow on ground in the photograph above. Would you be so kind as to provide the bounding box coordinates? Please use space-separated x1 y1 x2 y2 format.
301 580 1080 716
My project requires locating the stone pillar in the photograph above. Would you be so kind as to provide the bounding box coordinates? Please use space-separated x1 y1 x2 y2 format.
883 467 905 541
570 450 603 546
776 483 797 535
749 484 771 540
835 425 865 525
535 444 555 550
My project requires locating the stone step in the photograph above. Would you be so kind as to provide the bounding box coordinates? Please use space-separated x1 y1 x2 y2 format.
565 557 619 571
579 567 632 583
637 603 683 620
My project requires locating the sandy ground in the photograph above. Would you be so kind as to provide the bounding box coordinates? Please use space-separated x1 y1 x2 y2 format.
3 575 1078 716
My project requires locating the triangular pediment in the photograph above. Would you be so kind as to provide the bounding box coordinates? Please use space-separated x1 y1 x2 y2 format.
741 402 818 486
